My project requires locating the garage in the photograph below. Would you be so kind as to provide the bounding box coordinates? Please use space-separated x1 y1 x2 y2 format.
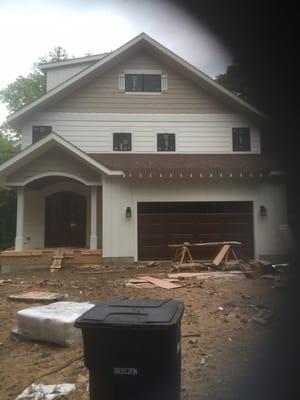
138 202 254 261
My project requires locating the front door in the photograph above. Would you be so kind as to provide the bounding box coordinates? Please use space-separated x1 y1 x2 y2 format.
45 192 86 247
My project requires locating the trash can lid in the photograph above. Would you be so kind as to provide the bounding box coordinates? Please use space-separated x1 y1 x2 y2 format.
75 299 184 328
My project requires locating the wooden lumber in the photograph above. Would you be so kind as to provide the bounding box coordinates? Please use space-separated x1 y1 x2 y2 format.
8 291 65 303
168 272 213 279
212 245 230 266
50 248 65 272
139 276 183 289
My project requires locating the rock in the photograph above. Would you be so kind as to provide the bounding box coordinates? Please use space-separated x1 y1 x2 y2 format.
228 312 236 320
77 374 88 384
32 344 40 351
252 317 269 326
241 294 251 300
41 351 52 358
147 261 158 267
217 306 224 311
200 357 206 365
189 338 197 345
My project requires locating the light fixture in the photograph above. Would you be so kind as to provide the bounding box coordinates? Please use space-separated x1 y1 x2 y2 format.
260 205 267 217
125 206 132 218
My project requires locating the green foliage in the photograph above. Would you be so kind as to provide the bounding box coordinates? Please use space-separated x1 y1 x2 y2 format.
215 62 251 102
0 71 46 115
0 135 17 250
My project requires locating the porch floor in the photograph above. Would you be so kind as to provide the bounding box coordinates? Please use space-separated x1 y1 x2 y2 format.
0 248 102 274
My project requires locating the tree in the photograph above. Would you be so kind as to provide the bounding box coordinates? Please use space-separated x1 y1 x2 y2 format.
0 46 70 117
0 71 46 116
215 62 250 102
0 133 17 250
39 46 70 63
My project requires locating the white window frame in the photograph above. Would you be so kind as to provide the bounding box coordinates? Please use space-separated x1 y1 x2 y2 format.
119 69 167 94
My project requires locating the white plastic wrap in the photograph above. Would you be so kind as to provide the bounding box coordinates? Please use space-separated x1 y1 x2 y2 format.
15 301 94 346
16 383 76 399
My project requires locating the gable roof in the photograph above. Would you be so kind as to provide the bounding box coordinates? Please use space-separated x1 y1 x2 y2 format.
0 132 123 182
7 33 267 127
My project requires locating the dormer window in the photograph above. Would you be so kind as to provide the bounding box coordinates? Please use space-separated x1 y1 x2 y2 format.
113 132 132 151
125 74 161 92
32 126 52 143
232 127 251 151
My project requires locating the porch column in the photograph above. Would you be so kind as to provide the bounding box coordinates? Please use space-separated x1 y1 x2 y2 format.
15 187 25 251
90 186 98 250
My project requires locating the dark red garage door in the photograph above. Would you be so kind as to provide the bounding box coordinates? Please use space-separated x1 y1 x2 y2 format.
138 202 254 261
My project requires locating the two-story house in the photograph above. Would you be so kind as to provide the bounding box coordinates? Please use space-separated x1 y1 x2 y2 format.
0 33 287 265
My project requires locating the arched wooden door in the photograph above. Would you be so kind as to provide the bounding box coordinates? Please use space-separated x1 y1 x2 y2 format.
45 192 86 247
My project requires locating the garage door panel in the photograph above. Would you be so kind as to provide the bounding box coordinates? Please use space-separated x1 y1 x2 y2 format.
138 202 254 260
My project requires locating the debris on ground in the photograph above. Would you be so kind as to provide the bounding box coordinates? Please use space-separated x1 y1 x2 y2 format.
168 271 244 281
251 317 269 327
13 301 94 346
262 274 281 281
125 276 184 289
16 383 76 399
0 279 13 285
8 291 65 303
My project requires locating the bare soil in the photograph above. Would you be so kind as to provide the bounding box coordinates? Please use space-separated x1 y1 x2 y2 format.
0 265 290 399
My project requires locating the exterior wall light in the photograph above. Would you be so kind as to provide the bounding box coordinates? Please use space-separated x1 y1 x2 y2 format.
125 206 132 218
260 205 267 217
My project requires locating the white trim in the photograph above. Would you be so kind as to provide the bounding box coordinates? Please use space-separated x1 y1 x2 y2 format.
90 186 98 249
38 112 257 123
9 172 102 187
0 132 123 177
123 69 162 74
119 72 125 91
124 92 162 95
7 33 266 125
39 53 108 70
15 187 25 251
161 74 168 92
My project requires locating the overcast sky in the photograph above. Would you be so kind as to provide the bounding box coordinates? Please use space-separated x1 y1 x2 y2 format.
0 0 232 124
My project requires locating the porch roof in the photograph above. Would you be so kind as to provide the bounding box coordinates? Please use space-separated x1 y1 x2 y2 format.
89 153 286 179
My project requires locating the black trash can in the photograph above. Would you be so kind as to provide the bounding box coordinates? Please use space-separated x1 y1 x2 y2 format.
75 298 184 400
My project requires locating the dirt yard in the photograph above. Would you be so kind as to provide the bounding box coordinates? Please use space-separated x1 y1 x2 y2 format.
0 264 291 399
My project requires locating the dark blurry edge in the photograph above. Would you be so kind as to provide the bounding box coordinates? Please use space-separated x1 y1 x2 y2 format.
169 1 300 399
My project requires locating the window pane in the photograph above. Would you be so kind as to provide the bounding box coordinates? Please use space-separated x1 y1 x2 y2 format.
125 74 143 91
144 75 161 92
232 127 250 151
113 133 132 151
157 133 175 151
32 126 52 143
125 74 161 92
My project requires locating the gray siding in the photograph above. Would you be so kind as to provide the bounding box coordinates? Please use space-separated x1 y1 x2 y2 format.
47 51 232 114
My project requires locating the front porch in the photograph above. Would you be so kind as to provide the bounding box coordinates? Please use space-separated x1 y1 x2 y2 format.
14 177 102 252
0 247 102 274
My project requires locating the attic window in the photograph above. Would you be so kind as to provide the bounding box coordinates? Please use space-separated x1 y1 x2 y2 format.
32 126 52 143
125 74 161 92
113 132 132 151
232 127 251 151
